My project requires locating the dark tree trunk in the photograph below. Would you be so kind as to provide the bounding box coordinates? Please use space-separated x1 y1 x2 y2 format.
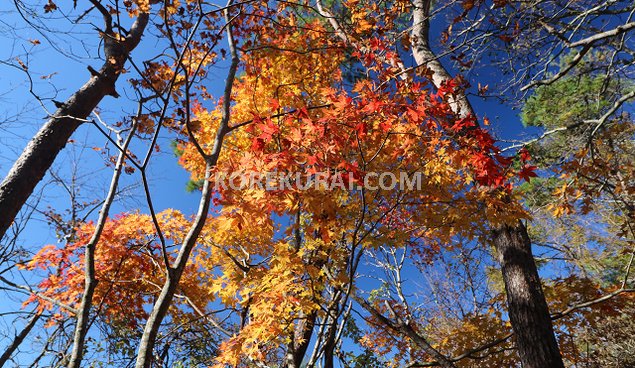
409 2 566 366
322 319 336 368
0 11 148 243
285 311 316 368
493 221 564 368
0 103 86 241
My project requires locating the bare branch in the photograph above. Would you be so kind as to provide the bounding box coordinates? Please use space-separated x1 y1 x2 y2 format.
0 310 41 367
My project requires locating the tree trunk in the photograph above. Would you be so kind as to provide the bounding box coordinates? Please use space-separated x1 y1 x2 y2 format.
0 11 148 243
134 161 215 368
0 311 41 367
285 310 316 368
134 10 238 365
67 115 139 368
493 221 564 368
409 1 565 366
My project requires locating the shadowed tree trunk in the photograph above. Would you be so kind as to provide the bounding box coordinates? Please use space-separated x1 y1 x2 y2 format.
285 311 317 368
493 221 564 368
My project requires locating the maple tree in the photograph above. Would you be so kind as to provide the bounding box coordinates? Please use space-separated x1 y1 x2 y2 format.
1 0 635 367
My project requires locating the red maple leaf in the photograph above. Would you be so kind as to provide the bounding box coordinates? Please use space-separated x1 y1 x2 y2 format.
518 164 538 182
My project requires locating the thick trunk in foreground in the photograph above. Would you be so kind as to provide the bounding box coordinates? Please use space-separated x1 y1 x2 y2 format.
0 10 148 243
0 104 86 241
409 1 564 366
493 221 564 368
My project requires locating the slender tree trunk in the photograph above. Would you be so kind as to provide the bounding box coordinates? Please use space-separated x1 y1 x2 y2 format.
286 310 317 368
322 307 338 368
66 258 96 368
135 263 199 368
67 116 140 368
409 1 564 366
286 213 318 368
0 10 148 243
134 7 238 366
493 221 564 368
0 311 41 367
133 161 217 368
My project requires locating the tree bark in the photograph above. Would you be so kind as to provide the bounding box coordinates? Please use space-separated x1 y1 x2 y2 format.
134 161 216 368
410 1 564 367
0 9 148 243
285 311 316 368
493 221 564 368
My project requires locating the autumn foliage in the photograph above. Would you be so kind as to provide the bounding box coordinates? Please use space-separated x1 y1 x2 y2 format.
7 0 635 367
22 210 205 327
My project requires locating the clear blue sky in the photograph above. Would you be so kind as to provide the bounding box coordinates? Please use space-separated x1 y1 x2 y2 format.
0 1 546 366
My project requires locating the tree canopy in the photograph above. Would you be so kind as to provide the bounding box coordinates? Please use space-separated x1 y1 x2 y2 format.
0 1 634 367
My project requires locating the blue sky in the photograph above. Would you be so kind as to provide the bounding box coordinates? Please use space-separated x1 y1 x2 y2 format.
0 4 208 364
0 1 548 366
